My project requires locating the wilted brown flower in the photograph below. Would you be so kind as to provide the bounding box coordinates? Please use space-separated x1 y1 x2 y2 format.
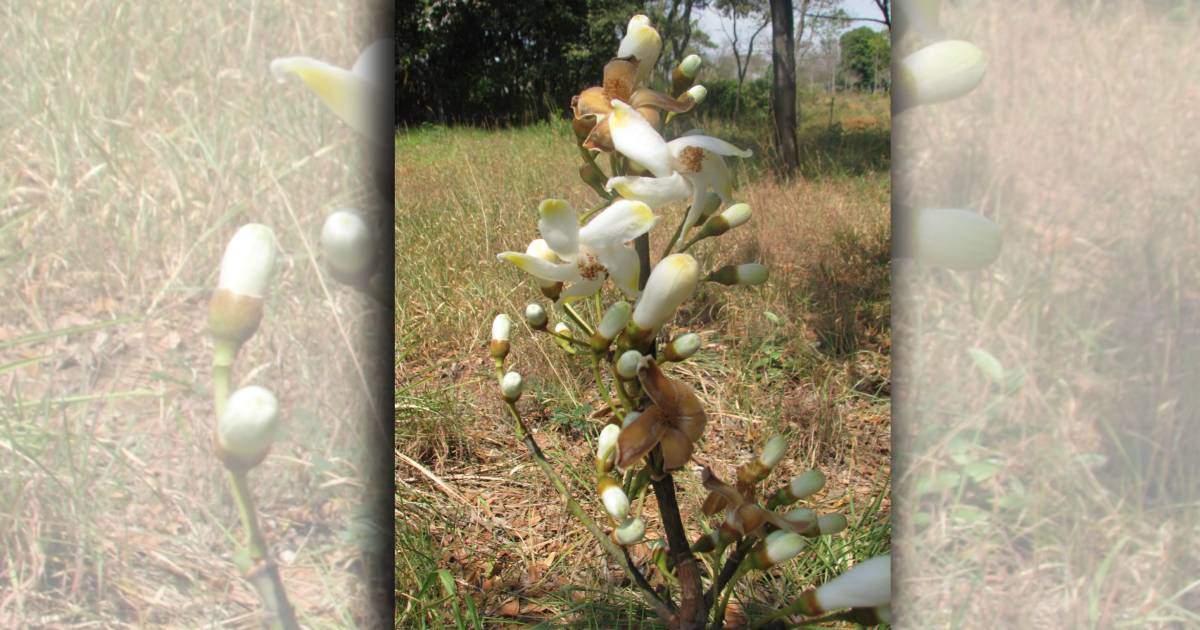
616 357 707 470
571 56 697 153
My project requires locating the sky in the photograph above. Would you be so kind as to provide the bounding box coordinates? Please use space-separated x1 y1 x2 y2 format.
696 0 887 55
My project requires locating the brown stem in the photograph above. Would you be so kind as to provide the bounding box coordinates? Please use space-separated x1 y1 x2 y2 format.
650 464 705 629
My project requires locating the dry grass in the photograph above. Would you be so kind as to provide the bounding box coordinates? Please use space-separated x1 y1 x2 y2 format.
895 2 1200 627
0 2 387 626
395 112 891 626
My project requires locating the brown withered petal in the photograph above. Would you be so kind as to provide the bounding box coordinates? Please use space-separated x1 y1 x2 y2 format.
616 405 667 469
572 115 596 144
582 118 614 153
636 105 660 130
701 490 727 515
573 86 612 119
630 88 696 114
660 427 694 470
602 57 639 102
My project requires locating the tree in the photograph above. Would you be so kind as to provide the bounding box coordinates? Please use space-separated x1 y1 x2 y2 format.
839 26 890 91
770 0 799 175
716 0 771 121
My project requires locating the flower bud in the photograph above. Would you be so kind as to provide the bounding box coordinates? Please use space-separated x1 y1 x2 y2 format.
630 254 699 335
814 555 891 612
614 517 646 545
218 224 277 299
524 304 548 330
707 263 768 286
896 40 986 108
598 476 630 521
596 423 621 472
768 470 826 508
490 314 512 360
662 333 701 362
698 203 751 239
552 321 577 354
679 54 702 79
912 208 1001 270
500 371 523 403
737 434 787 485
320 209 373 278
783 507 817 533
616 350 642 381
216 385 280 470
750 530 807 570
684 84 707 105
815 513 848 536
622 409 640 428
592 301 632 351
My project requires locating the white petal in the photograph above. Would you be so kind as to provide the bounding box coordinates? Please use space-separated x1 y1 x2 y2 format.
815 555 891 611
703 153 734 203
680 174 709 236
668 135 753 159
497 252 579 283
596 245 641 298
605 173 692 209
559 276 605 301
352 39 391 82
525 239 560 263
579 199 657 249
609 100 674 177
537 199 580 260
616 15 662 85
271 56 378 138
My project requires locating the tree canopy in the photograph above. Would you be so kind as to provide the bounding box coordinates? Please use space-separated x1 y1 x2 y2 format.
838 26 890 90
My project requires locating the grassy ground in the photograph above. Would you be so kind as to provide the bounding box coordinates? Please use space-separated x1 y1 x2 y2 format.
0 2 386 626
395 95 891 627
895 2 1200 627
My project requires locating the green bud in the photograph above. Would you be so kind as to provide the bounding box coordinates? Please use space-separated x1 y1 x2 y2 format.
707 263 768 286
524 303 548 330
699 203 751 238
662 333 701 362
679 54 702 78
616 350 642 380
592 301 632 351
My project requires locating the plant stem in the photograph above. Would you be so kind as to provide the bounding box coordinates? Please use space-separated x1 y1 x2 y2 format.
650 457 706 629
706 540 752 609
558 302 595 337
580 197 611 223
660 211 689 261
710 563 750 630
590 355 622 420
501 399 673 622
541 328 590 348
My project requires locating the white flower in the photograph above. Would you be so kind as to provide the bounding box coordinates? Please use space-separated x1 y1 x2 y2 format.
218 385 280 462
320 210 373 276
271 39 391 140
631 253 699 332
219 224 278 298
616 15 662 86
498 199 655 300
897 40 985 107
815 555 891 611
606 102 751 234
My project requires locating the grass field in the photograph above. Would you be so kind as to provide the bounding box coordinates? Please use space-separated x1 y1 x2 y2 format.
0 2 387 626
395 93 892 627
894 2 1200 627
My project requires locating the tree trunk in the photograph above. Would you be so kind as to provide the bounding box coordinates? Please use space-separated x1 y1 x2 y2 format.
769 0 799 176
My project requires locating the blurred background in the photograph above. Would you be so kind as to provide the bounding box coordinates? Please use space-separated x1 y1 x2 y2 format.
0 2 391 626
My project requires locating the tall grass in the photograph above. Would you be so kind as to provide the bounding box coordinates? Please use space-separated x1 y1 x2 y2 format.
395 102 891 625
0 2 385 625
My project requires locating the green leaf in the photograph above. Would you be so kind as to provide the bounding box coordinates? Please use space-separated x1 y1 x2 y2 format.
967 347 1006 384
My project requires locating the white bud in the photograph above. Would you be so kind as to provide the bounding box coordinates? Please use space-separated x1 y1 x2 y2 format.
616 350 642 380
679 54 702 78
913 208 1001 270
758 435 787 469
597 301 632 341
524 304 548 328
622 409 641 428
500 371 523 401
759 530 807 568
709 263 768 286
601 483 630 521
615 517 646 545
492 314 512 343
814 555 891 611
898 40 986 107
817 513 848 535
554 321 572 336
789 470 826 500
320 210 372 275
631 254 700 332
597 423 621 464
685 84 707 104
218 386 280 461
720 203 752 229
218 224 277 298
664 333 701 362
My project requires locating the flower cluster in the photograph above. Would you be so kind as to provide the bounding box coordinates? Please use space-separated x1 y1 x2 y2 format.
486 13 890 627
